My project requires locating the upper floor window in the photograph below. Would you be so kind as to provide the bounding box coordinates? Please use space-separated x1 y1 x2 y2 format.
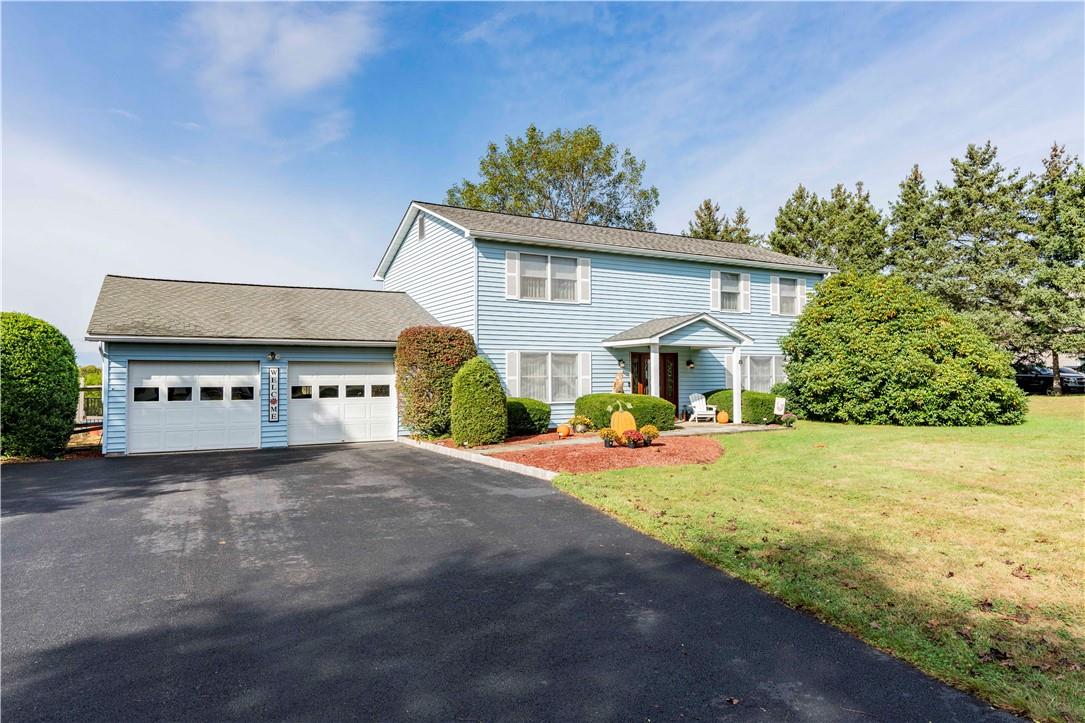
772 276 806 316
710 270 749 312
507 251 590 303
719 272 741 311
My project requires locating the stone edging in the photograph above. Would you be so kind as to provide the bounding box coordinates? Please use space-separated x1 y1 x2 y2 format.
396 437 558 481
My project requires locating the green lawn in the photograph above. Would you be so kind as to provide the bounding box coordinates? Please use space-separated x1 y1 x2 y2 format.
555 396 1084 722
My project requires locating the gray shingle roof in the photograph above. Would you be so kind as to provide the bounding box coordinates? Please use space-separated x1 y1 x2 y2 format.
603 313 704 344
416 202 833 271
86 275 439 343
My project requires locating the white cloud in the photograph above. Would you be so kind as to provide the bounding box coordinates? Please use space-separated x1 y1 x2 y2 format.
639 7 1085 233
175 3 379 135
105 108 142 122
172 120 205 132
1 130 383 361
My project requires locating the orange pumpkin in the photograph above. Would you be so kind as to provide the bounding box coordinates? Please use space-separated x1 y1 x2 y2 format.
610 409 637 435
716 410 729 424
556 424 573 438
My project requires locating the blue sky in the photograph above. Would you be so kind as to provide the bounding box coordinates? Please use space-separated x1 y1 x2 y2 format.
3 2 1082 363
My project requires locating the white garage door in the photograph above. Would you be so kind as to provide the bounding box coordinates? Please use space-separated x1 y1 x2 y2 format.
128 361 261 454
288 362 396 445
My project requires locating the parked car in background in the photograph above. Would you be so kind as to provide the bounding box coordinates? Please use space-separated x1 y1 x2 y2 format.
1014 365 1085 394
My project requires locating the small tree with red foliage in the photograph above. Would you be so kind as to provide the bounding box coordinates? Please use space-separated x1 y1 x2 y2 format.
395 326 477 437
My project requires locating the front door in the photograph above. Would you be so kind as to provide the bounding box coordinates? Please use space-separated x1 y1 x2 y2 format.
630 352 679 413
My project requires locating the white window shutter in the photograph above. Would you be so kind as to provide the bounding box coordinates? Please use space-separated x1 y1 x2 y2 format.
710 270 721 311
741 273 751 312
798 280 808 312
724 355 736 389
505 251 520 299
506 351 520 396
770 276 780 315
577 258 591 303
578 352 592 397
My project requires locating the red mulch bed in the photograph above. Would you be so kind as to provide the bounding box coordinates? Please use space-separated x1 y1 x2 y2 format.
491 436 723 473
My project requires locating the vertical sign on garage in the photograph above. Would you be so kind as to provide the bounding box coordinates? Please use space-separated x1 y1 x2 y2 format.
268 366 280 422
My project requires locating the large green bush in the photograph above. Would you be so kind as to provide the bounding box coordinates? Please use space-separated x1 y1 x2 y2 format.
574 393 676 431
705 389 778 424
776 273 1026 426
506 397 551 436
451 356 508 446
1 312 80 457
395 326 476 437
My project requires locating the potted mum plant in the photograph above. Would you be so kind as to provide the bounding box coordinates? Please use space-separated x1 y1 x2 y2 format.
568 415 593 434
598 427 620 447
624 429 645 448
639 424 659 446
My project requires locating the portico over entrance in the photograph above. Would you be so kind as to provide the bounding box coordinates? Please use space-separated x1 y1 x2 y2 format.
602 313 753 423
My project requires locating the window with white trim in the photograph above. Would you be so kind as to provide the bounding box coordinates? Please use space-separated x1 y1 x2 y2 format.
744 355 788 393
520 254 549 300
509 351 590 403
512 252 586 302
719 272 741 311
550 353 578 402
779 277 800 315
520 352 548 401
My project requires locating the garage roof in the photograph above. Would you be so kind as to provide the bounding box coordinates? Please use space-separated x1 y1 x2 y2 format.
86 275 439 345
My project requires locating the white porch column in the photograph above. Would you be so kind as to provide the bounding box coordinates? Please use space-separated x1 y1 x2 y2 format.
649 343 660 397
731 346 742 424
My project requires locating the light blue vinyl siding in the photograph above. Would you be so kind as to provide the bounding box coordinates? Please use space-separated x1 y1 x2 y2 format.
382 212 476 334
660 319 737 346
473 239 822 422
102 342 395 455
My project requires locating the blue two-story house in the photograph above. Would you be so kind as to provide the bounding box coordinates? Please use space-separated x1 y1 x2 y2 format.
87 201 831 455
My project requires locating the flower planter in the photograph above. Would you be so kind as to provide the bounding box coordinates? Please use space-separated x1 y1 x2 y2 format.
626 440 638 449
604 439 614 448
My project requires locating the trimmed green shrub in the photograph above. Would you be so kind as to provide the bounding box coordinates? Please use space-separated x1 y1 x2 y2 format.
574 393 676 431
776 272 1026 426
1 312 80 457
506 397 551 435
395 325 476 437
451 356 508 446
705 389 778 424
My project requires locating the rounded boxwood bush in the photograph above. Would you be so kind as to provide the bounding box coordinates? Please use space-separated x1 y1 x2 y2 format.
451 356 508 446
395 326 477 437
705 389 778 424
776 272 1026 426
1 312 80 457
574 393 676 431
506 397 551 436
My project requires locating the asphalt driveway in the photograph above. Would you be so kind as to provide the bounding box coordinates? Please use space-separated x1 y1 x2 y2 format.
2 443 1014 721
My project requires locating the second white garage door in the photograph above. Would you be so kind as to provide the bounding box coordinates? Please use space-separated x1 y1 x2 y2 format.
287 362 396 445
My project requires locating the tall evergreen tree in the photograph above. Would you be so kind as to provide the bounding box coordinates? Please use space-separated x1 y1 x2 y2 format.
767 185 822 261
887 165 944 287
1021 144 1085 393
818 182 889 273
931 142 1032 351
720 206 762 246
684 198 726 239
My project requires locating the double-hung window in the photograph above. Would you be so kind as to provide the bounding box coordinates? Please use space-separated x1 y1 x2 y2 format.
507 351 590 403
719 272 741 311
508 251 589 303
779 278 799 315
743 355 788 393
520 254 550 300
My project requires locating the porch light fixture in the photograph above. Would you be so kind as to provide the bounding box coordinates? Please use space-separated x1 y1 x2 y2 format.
267 351 279 361
686 360 695 369
618 359 626 369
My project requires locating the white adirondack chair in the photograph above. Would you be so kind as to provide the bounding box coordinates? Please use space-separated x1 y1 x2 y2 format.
688 393 717 423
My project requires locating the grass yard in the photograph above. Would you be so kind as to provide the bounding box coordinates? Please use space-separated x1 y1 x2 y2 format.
555 396 1085 722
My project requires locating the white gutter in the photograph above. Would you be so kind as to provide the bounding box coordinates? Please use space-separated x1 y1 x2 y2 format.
86 334 398 347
